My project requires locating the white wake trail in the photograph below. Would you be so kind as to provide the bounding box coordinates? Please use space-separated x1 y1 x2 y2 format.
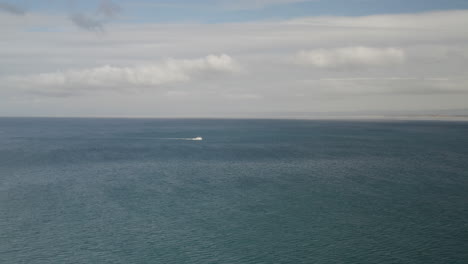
161 137 203 141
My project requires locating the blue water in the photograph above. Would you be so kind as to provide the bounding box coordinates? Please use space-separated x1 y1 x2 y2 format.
1 118 467 263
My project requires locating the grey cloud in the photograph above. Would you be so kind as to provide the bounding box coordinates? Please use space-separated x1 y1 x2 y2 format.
0 2 25 15
97 0 121 17
70 13 103 31
70 0 121 31
300 77 468 95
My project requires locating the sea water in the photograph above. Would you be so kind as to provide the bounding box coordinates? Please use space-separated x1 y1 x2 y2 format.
1 118 467 263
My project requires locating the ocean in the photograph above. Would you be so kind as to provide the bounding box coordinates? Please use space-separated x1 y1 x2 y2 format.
1 118 467 263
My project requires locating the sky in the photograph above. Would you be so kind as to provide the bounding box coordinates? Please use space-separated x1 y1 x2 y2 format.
1 0 468 118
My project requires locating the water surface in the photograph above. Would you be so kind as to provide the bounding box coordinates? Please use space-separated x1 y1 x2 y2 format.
1 118 467 263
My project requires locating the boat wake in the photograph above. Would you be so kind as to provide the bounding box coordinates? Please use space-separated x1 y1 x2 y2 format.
163 137 203 141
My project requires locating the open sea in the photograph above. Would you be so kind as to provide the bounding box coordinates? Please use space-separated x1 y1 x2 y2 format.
1 117 467 263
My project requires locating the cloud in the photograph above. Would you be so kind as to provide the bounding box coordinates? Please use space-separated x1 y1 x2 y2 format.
70 0 121 31
288 10 468 30
304 77 468 95
221 0 312 10
1 9 468 116
70 13 103 31
295 47 406 68
97 0 121 18
0 2 25 15
3 54 240 95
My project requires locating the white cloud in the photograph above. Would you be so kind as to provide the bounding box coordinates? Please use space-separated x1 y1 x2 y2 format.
3 54 240 94
295 47 406 68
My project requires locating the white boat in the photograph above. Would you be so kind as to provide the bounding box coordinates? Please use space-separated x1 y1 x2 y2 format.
192 137 203 141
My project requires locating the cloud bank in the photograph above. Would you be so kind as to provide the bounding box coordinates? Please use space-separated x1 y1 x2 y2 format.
1 9 468 116
3 54 239 94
